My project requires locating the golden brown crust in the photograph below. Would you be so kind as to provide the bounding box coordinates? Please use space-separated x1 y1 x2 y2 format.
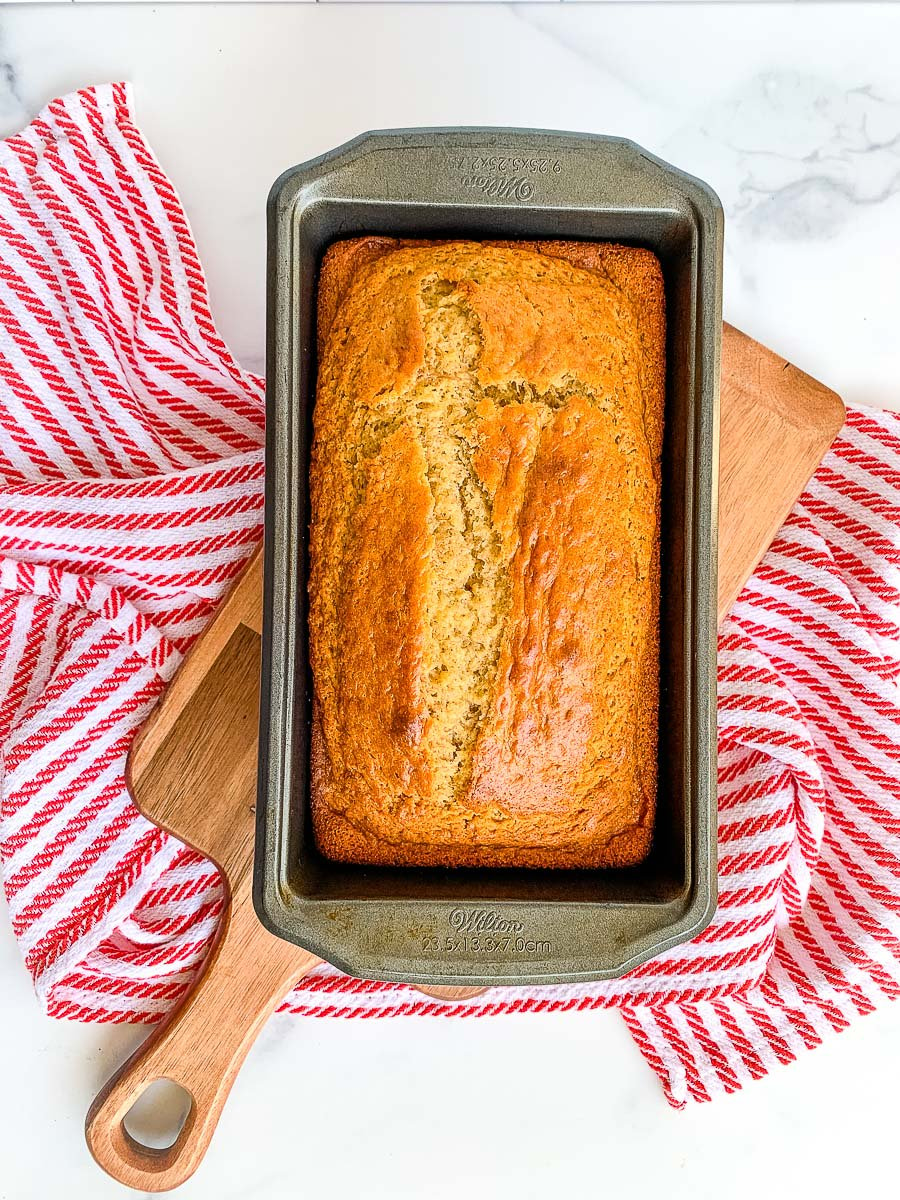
310 238 664 869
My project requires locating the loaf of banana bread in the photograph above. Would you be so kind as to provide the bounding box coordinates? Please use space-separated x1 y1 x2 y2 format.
309 238 664 868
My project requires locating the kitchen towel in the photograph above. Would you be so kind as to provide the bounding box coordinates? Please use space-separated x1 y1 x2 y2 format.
1 84 898 1108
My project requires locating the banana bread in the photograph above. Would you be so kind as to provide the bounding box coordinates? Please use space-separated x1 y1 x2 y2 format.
309 238 664 868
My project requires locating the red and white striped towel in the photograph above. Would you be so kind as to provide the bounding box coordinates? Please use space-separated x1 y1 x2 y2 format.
1 84 898 1108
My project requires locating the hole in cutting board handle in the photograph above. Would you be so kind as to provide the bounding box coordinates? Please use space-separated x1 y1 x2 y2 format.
122 1078 193 1151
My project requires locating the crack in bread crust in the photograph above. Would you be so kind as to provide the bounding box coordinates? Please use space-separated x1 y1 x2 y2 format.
309 239 664 869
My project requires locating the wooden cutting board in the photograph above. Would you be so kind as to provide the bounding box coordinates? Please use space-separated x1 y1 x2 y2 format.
85 322 844 1191
717 324 845 616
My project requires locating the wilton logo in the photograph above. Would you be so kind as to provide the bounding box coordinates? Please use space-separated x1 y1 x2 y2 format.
448 908 524 936
460 175 534 202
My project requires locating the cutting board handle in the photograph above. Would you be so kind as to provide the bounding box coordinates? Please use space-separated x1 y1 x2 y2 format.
85 874 317 1192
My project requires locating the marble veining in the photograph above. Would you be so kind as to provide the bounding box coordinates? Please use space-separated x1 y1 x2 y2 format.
691 73 900 241
0 29 26 130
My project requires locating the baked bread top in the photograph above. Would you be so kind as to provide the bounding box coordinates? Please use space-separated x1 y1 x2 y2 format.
309 238 664 868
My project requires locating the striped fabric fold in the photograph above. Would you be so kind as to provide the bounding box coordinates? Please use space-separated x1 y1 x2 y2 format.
0 84 897 1107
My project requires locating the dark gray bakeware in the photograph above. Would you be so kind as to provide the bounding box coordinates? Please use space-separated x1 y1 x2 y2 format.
254 129 723 986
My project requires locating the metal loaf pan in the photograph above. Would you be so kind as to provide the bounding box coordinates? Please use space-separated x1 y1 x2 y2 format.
255 129 722 986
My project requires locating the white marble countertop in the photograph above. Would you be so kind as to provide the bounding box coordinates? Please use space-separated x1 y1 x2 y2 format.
0 4 899 1199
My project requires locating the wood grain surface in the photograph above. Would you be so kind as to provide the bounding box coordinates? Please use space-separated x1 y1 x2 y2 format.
85 323 844 1191
718 323 845 618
